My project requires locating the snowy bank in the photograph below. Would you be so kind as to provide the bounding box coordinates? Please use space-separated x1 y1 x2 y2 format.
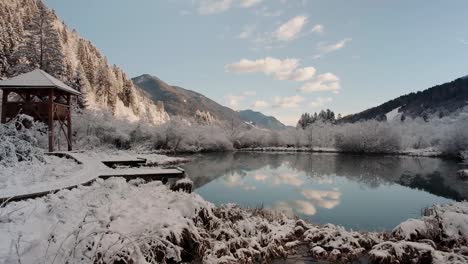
0 150 188 202
2 174 467 263
0 178 382 263
239 146 444 158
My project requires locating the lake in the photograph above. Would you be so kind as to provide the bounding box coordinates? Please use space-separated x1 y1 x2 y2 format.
182 152 468 231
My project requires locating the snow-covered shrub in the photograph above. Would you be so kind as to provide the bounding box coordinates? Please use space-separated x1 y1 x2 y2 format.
334 120 401 153
73 109 135 150
0 114 45 166
438 123 468 158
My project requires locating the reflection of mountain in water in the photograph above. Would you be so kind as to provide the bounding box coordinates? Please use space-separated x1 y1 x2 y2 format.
182 152 467 201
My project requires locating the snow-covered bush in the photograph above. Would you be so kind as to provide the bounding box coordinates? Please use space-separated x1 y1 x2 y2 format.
0 114 45 166
72 107 468 156
370 202 468 264
334 120 401 153
438 122 468 158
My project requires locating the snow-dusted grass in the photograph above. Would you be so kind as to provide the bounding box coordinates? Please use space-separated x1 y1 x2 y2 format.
0 114 46 166
71 108 468 159
370 202 468 264
1 173 467 264
0 155 82 191
0 149 188 201
0 178 382 264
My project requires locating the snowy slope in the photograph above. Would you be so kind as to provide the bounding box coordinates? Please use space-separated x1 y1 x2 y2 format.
0 0 169 125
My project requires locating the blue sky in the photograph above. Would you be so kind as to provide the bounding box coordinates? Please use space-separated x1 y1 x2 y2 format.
44 0 468 125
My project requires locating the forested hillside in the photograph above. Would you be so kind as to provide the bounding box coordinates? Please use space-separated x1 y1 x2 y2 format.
341 76 468 122
239 109 286 130
0 0 169 124
133 74 244 126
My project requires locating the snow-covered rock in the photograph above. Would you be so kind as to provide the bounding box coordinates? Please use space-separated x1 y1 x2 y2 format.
458 170 468 180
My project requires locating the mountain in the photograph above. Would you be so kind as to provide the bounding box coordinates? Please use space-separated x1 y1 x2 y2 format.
239 109 286 130
341 76 468 122
132 74 244 126
0 0 168 124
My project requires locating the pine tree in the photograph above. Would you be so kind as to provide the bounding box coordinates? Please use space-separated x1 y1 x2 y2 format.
68 64 89 108
95 60 117 112
11 0 65 77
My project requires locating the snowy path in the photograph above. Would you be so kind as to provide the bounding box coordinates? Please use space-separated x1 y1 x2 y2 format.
0 152 185 202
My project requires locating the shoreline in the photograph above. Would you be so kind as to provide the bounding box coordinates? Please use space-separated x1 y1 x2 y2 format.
1 176 466 264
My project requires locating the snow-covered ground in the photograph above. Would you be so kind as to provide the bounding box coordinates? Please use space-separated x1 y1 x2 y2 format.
1 175 467 263
385 107 401 121
0 155 82 192
0 151 188 200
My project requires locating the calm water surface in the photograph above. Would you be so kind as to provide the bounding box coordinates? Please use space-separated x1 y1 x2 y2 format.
182 152 467 231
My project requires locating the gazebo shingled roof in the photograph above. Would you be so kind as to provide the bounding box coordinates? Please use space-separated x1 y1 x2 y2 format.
0 69 81 95
0 69 81 152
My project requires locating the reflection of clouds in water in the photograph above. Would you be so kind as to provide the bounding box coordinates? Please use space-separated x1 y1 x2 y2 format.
273 173 304 187
224 174 243 187
253 173 268 182
244 185 256 191
223 173 257 191
294 200 317 215
273 200 317 216
314 176 336 185
271 188 341 217
301 189 341 209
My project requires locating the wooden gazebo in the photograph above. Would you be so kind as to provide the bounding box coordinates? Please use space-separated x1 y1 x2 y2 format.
0 69 81 152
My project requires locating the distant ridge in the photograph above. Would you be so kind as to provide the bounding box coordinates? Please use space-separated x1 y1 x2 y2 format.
341 76 468 122
239 109 286 130
132 74 244 126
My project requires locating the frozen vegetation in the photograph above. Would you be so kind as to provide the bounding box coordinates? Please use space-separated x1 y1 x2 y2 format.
70 107 468 159
1 177 467 264
0 117 467 263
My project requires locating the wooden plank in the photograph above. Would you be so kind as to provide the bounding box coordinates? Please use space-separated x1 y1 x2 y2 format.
67 94 72 151
102 158 147 168
48 88 54 152
1 89 9 123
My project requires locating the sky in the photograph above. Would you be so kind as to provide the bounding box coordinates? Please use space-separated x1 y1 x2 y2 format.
44 0 468 125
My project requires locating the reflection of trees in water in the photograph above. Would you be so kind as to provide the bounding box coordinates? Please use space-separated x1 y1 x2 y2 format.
184 152 467 200
399 172 464 201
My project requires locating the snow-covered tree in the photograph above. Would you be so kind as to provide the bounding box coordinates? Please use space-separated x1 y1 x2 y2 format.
11 0 65 77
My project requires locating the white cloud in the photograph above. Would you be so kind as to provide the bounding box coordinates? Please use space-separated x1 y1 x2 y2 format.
309 97 333 108
197 0 262 15
288 67 316 81
274 16 308 41
225 94 244 109
224 91 256 109
311 24 324 34
198 0 233 14
238 24 256 39
298 73 341 93
273 95 304 108
255 6 282 17
240 0 262 7
316 38 352 55
252 100 268 108
225 57 316 81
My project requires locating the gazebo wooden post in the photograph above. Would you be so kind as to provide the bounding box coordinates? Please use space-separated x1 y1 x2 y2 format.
48 88 54 152
1 89 9 123
66 94 72 151
0 70 81 152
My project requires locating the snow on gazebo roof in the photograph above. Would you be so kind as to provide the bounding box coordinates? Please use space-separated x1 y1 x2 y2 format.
0 69 81 96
